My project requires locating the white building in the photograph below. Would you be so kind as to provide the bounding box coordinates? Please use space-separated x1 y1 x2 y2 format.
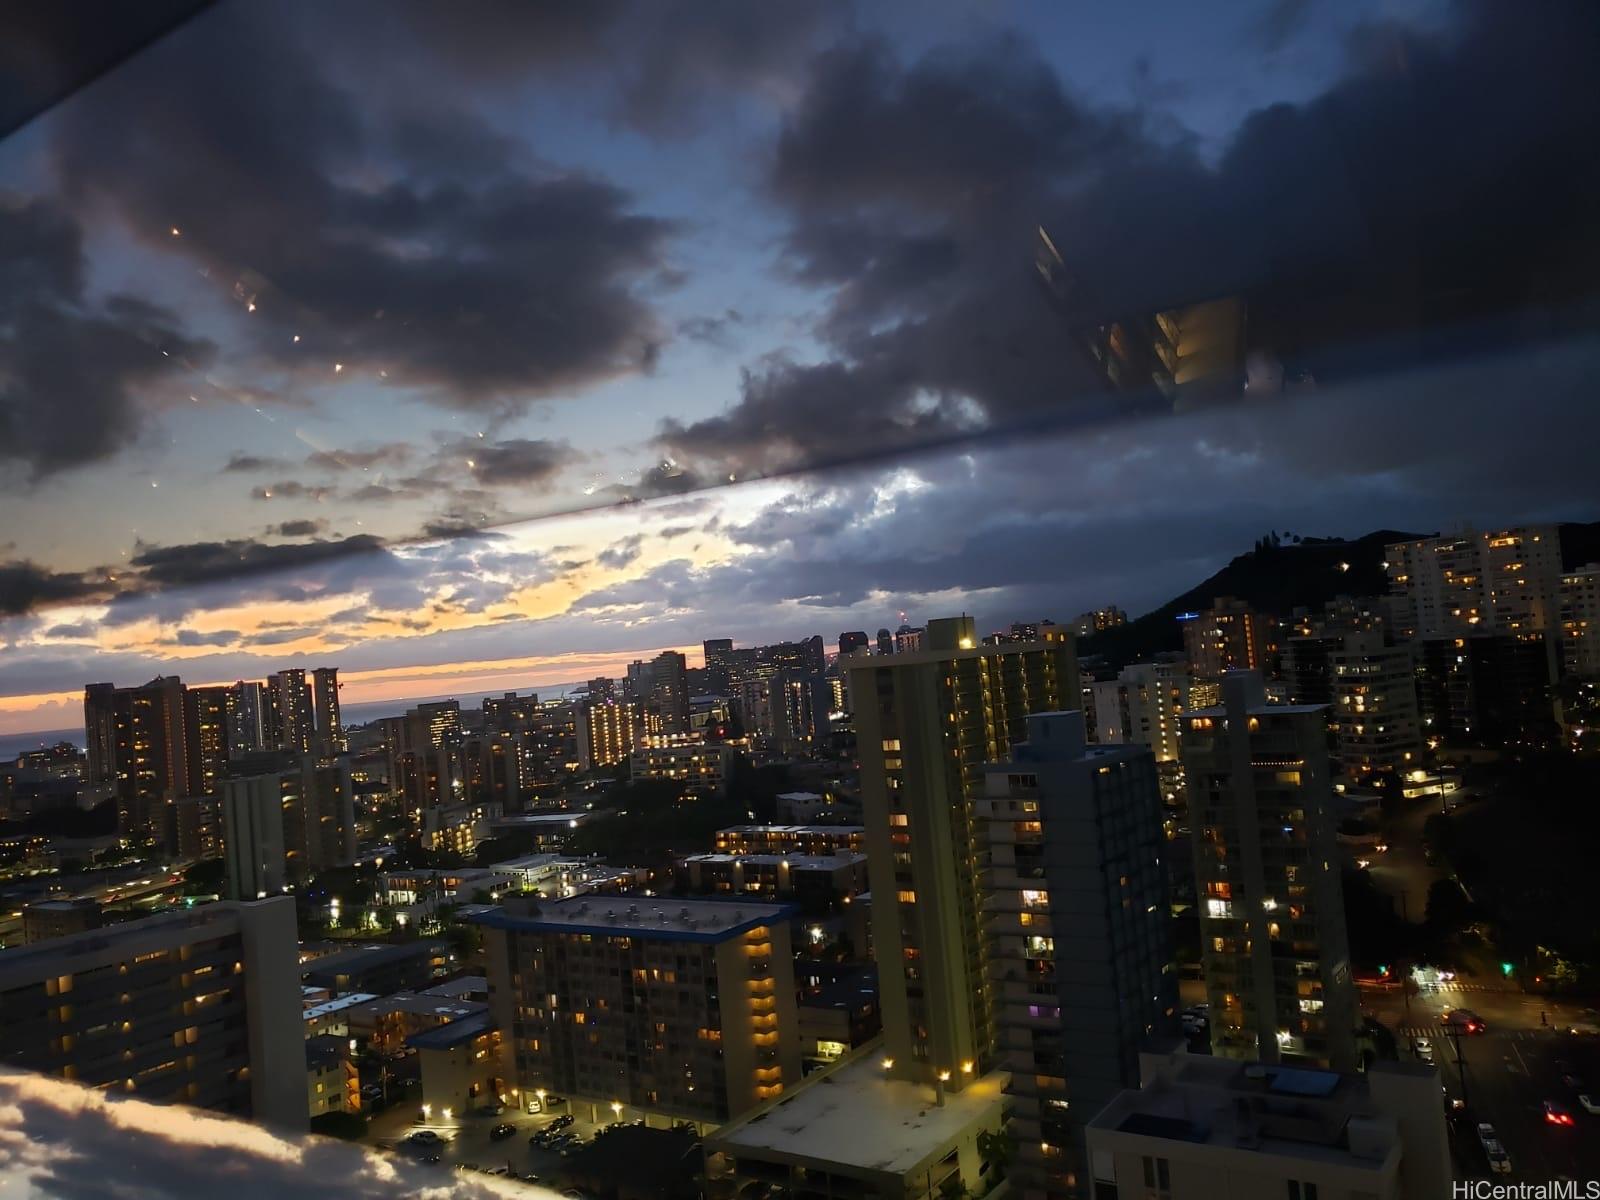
1560 564 1600 678
1085 1046 1451 1200
1329 634 1422 779
1384 525 1562 638
1090 661 1192 764
630 741 734 796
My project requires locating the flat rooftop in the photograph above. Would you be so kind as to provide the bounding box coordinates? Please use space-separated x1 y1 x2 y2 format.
471 895 791 943
421 975 487 998
710 1052 1004 1177
303 992 379 1021
301 939 447 975
680 852 865 869
1188 703 1329 717
342 993 486 1022
717 824 864 836
1088 1054 1401 1170
407 1011 492 1051
489 812 588 827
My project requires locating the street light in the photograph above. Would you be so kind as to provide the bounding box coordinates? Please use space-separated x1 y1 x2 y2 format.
442 1107 453 1121
611 1100 623 1119
422 1103 432 1119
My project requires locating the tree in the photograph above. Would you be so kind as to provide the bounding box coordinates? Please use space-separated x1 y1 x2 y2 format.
976 1129 1014 1183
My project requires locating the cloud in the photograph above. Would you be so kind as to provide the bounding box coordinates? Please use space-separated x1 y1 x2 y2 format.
453 437 571 488
304 444 414 472
223 453 289 473
596 534 645 569
658 3 1600 478
0 1068 536 1199
51 6 677 413
127 535 389 590
174 628 241 647
0 196 213 480
272 519 329 538
0 560 113 617
252 481 335 502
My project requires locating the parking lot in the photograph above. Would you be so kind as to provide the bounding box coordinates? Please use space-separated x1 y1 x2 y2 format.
369 1099 610 1190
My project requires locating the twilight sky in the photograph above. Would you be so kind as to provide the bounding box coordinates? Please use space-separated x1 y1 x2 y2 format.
2 0 1599 737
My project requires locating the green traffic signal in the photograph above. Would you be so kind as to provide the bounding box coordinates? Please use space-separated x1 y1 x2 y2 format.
1501 961 1513 976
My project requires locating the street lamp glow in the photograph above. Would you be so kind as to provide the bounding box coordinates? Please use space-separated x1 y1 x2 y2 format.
422 1103 432 1118
611 1100 623 1118
442 1107 452 1120
881 1057 894 1070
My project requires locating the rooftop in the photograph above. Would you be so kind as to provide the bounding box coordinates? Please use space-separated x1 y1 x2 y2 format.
301 939 448 976
470 895 792 943
341 993 487 1022
302 992 379 1021
406 1011 492 1051
1087 1052 1407 1170
680 852 866 869
421 975 487 999
710 1050 1005 1177
489 812 588 828
717 824 864 836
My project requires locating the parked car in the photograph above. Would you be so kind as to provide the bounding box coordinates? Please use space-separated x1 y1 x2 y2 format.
549 1114 576 1130
477 1102 507 1117
407 1130 442 1146
490 1123 517 1141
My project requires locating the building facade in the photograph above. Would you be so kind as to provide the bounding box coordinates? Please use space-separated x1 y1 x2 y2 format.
478 895 801 1123
847 615 1080 1089
978 712 1177 1200
1182 672 1357 1071
0 898 305 1128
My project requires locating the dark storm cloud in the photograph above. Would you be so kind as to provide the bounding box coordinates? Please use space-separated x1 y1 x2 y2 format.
173 628 240 647
50 6 675 411
128 535 389 589
271 519 328 538
0 197 212 479
452 437 571 487
387 0 845 133
0 560 114 617
659 1 1600 477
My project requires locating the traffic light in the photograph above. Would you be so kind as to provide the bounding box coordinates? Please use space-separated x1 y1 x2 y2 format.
1378 964 1390 977
1501 961 1514 977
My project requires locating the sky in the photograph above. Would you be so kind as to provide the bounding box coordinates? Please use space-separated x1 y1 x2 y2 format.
2 0 1599 737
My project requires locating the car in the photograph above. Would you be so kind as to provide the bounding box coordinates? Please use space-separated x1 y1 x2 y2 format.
550 1114 576 1129
490 1123 517 1141
477 1102 507 1117
1562 1073 1584 1090
1446 1010 1485 1033
1476 1122 1497 1145
1485 1143 1512 1174
407 1130 442 1146
421 1152 441 1164
544 1095 568 1107
1544 1101 1575 1126
1579 1095 1600 1115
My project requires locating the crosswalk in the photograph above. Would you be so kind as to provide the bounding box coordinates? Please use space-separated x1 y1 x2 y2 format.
1399 1025 1546 1042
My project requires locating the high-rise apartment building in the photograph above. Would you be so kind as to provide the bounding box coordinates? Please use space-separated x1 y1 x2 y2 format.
222 753 355 899
184 685 231 797
1329 634 1422 779
1180 597 1270 681
1182 672 1357 1071
478 896 801 1123
1560 564 1600 679
268 669 314 753
226 680 270 757
1089 661 1191 766
576 697 636 769
651 651 691 735
977 712 1177 1200
0 898 306 1129
311 667 343 753
84 676 189 841
703 639 736 693
838 631 870 656
1416 633 1556 748
847 615 1080 1089
1384 525 1563 638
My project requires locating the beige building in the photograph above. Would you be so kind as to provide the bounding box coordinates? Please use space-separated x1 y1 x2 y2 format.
1084 1046 1452 1200
1182 673 1357 1071
478 894 801 1124
576 697 637 769
1181 598 1270 681
706 1042 1007 1200
629 740 734 796
846 615 1080 1090
0 897 306 1129
408 1011 505 1119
